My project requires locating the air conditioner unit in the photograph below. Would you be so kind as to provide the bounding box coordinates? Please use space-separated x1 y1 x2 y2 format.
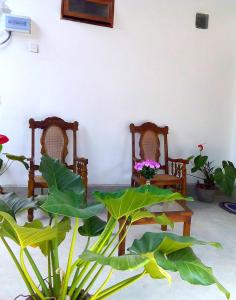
2 13 31 33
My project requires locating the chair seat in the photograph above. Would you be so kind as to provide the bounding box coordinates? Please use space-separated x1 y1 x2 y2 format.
132 174 182 186
34 175 48 188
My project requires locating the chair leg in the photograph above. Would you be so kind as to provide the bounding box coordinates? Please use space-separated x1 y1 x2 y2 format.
131 178 135 187
27 180 34 222
183 218 191 236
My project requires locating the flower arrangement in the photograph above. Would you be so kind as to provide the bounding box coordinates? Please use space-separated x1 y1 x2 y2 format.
134 160 161 179
189 144 236 196
189 144 215 188
0 134 29 192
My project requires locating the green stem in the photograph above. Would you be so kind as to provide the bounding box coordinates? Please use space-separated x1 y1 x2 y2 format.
72 263 99 300
101 218 127 255
24 248 50 297
48 243 53 293
60 218 79 300
1 237 34 296
82 220 129 298
20 249 46 300
69 217 117 297
85 237 91 251
90 269 113 300
96 272 146 300
53 216 61 296
90 217 117 253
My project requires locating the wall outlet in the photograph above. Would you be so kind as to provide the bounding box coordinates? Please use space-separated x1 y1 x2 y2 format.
29 42 39 53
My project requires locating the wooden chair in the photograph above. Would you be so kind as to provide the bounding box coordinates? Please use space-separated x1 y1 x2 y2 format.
116 122 192 256
27 116 88 221
130 122 189 196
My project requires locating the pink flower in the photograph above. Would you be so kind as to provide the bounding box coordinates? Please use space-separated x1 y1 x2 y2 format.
134 160 160 171
198 144 204 152
134 162 144 171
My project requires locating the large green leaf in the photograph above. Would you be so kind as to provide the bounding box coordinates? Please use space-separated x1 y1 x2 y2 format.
80 250 150 271
129 232 221 255
24 217 71 255
39 155 84 197
214 161 236 196
144 253 172 283
130 210 174 229
191 155 208 173
0 211 57 248
78 216 107 237
41 189 104 219
93 185 191 220
156 248 230 299
0 193 36 219
5 154 29 170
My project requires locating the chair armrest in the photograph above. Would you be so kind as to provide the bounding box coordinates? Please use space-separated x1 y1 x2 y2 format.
168 157 188 178
27 158 39 171
75 157 88 186
168 157 189 165
75 157 88 165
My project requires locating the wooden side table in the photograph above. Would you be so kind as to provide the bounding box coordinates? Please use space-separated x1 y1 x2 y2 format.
118 201 193 256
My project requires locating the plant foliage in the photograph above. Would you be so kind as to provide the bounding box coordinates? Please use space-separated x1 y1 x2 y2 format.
0 155 230 300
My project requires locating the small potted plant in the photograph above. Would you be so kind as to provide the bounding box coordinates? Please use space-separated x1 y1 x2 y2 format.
189 144 236 202
134 159 161 185
0 134 29 193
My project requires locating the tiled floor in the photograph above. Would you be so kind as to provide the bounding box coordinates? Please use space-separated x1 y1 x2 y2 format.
0 187 235 300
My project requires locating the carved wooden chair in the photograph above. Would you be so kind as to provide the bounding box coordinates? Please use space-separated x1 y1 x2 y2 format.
27 116 88 221
130 122 189 195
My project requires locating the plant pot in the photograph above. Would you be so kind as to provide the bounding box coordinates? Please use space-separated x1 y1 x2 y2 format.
195 183 217 203
22 291 91 300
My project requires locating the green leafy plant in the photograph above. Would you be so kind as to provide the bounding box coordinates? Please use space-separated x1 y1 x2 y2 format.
0 155 230 300
0 134 29 193
189 144 236 195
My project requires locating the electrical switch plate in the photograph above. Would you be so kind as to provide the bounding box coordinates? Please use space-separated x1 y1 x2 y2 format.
196 13 209 29
29 42 39 53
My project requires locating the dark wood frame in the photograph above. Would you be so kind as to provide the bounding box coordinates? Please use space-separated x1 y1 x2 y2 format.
27 116 88 221
61 0 115 28
130 122 189 196
118 202 193 256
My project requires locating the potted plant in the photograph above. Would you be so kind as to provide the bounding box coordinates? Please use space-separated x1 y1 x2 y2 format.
189 144 236 202
134 159 161 184
0 134 29 193
0 155 230 300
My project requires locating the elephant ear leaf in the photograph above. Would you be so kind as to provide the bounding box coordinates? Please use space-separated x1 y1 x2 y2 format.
80 250 150 271
144 253 172 284
24 217 71 256
0 193 36 219
0 211 57 248
93 185 190 220
129 232 221 255
41 190 104 219
39 155 84 196
130 211 174 229
78 216 106 237
156 248 230 299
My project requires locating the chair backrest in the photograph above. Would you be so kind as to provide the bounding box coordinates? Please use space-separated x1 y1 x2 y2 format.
29 116 78 167
130 122 169 173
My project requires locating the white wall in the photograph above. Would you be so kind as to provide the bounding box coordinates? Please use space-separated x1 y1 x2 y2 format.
1 0 236 186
